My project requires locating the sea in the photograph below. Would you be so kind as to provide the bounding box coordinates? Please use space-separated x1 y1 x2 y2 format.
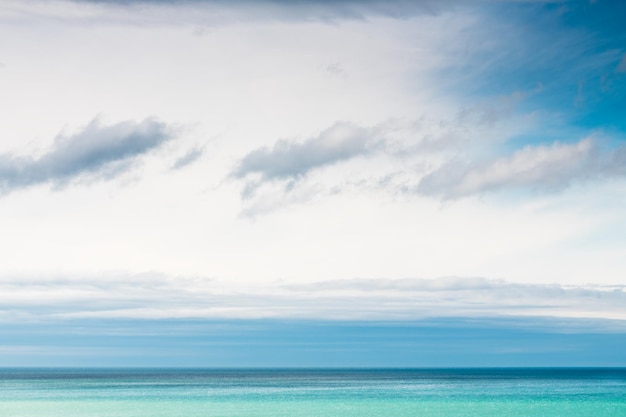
1 368 625 417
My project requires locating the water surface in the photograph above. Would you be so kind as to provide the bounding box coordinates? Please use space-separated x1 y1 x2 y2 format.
1 368 625 417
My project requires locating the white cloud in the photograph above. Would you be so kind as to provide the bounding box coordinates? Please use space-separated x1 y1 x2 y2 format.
416 138 626 198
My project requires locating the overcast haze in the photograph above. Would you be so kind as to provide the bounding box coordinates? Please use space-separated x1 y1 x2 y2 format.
1 0 625 366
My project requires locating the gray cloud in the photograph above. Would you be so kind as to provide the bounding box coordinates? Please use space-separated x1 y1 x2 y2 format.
0 117 174 193
171 147 203 170
416 138 626 198
232 122 380 183
232 118 626 204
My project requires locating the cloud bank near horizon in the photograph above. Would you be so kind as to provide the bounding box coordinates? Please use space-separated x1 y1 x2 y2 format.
2 275 625 322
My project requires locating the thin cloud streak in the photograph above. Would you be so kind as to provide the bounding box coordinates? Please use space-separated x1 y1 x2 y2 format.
417 138 626 198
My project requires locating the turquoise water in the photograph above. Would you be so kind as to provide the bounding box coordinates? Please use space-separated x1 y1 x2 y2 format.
1 369 625 417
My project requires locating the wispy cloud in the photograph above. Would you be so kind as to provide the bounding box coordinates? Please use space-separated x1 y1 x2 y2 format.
0 117 174 193
171 147 203 170
617 54 626 73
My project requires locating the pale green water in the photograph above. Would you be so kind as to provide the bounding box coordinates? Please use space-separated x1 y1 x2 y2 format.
1 369 625 417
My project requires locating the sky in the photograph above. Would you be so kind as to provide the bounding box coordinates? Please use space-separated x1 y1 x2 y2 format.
0 0 625 367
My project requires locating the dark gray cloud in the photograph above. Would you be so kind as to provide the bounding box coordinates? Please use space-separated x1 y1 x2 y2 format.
0 117 174 193
232 122 380 182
